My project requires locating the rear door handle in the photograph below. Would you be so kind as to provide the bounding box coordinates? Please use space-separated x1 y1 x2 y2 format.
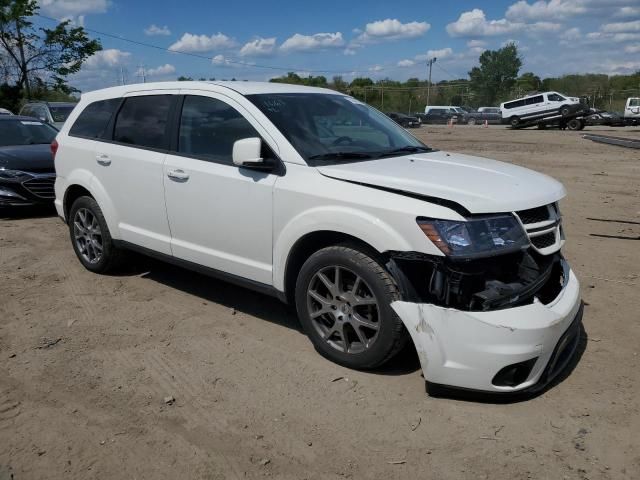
96 154 111 166
167 169 190 181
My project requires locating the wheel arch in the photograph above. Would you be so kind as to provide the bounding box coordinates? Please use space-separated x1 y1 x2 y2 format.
282 230 382 305
62 176 120 238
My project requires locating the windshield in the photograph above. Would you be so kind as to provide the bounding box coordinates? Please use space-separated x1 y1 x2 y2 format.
49 106 74 123
247 93 430 164
0 119 57 147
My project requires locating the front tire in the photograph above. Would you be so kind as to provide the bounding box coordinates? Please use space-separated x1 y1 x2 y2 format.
467 117 477 126
295 245 408 369
560 105 571 116
68 196 125 273
510 116 520 128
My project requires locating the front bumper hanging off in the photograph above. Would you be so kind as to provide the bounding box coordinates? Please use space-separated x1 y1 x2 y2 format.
391 264 582 394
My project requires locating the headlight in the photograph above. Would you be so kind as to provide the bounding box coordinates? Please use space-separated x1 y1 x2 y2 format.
0 168 27 179
417 215 529 259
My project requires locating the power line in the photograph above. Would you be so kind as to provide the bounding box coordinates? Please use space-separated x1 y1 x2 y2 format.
35 14 399 75
435 62 461 80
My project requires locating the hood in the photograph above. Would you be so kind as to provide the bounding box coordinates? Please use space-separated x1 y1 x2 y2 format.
317 151 566 214
0 144 54 173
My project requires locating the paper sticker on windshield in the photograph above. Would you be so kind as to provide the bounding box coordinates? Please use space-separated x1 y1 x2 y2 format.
21 121 43 126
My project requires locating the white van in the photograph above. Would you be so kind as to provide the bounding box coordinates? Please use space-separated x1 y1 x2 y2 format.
500 92 588 127
53 81 582 394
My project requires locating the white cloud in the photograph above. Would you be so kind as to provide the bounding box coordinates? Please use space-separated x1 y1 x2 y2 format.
144 24 171 36
212 54 232 66
447 9 561 38
560 27 582 41
84 49 130 68
614 6 640 18
356 19 430 44
505 0 587 21
343 48 357 56
427 47 454 59
143 64 176 76
625 44 640 53
279 32 344 53
39 0 109 17
586 31 640 42
602 20 640 33
446 9 522 37
467 39 487 48
169 33 236 53
368 65 383 72
239 37 277 57
397 59 415 67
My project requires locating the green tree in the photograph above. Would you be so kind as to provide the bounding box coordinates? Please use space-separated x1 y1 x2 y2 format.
469 42 521 105
0 0 101 97
516 72 541 94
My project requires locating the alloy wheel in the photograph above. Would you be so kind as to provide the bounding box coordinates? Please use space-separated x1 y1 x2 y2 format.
306 266 380 354
73 208 103 264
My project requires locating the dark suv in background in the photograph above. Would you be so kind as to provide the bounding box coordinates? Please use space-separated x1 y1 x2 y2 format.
19 101 76 129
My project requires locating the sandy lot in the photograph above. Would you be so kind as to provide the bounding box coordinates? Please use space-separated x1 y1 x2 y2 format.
1 125 639 480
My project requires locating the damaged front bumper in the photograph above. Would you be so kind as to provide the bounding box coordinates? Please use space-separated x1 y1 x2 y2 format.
391 261 582 393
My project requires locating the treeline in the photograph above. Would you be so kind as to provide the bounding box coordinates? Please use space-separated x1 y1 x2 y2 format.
268 71 640 113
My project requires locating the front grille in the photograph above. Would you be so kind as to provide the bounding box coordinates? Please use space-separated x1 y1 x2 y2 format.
517 205 551 224
531 232 556 249
515 203 562 254
22 177 55 199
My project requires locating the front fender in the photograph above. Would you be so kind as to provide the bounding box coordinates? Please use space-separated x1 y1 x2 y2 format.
272 205 414 291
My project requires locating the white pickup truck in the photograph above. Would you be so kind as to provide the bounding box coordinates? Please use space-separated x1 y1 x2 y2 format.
624 97 640 125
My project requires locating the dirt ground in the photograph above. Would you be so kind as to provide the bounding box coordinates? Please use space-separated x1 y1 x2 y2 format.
1 125 639 480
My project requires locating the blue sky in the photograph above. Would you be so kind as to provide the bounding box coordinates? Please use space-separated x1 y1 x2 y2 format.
33 0 640 91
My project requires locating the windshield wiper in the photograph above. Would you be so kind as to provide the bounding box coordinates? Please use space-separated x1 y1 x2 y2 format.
377 145 433 158
308 152 374 161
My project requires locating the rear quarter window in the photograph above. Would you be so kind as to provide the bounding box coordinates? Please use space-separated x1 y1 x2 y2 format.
113 95 173 150
69 99 121 139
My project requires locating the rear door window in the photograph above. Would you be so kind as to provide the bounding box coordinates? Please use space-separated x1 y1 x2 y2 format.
177 95 258 165
113 95 173 150
69 99 121 139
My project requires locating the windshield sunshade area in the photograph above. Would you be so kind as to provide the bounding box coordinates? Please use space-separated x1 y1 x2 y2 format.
247 93 431 164
0 119 58 147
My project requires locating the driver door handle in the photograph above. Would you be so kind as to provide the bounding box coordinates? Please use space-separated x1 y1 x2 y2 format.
96 154 111 166
167 169 190 181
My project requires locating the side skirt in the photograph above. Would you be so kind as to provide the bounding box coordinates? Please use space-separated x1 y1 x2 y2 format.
113 240 287 303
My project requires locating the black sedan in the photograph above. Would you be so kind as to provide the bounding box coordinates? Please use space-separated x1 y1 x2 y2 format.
0 116 57 207
584 111 626 127
385 112 421 128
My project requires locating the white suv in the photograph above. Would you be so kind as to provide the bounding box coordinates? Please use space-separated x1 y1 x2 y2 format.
54 82 582 395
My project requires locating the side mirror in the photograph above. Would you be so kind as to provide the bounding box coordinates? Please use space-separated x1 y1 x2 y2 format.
232 137 271 170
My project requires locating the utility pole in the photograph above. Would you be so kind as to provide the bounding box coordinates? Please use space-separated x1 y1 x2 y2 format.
138 65 146 83
120 67 126 85
426 57 437 108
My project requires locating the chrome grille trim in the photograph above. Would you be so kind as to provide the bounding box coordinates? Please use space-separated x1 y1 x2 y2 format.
515 203 563 255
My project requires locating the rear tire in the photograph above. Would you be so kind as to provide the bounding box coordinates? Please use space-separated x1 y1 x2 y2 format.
68 196 126 273
295 245 408 370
